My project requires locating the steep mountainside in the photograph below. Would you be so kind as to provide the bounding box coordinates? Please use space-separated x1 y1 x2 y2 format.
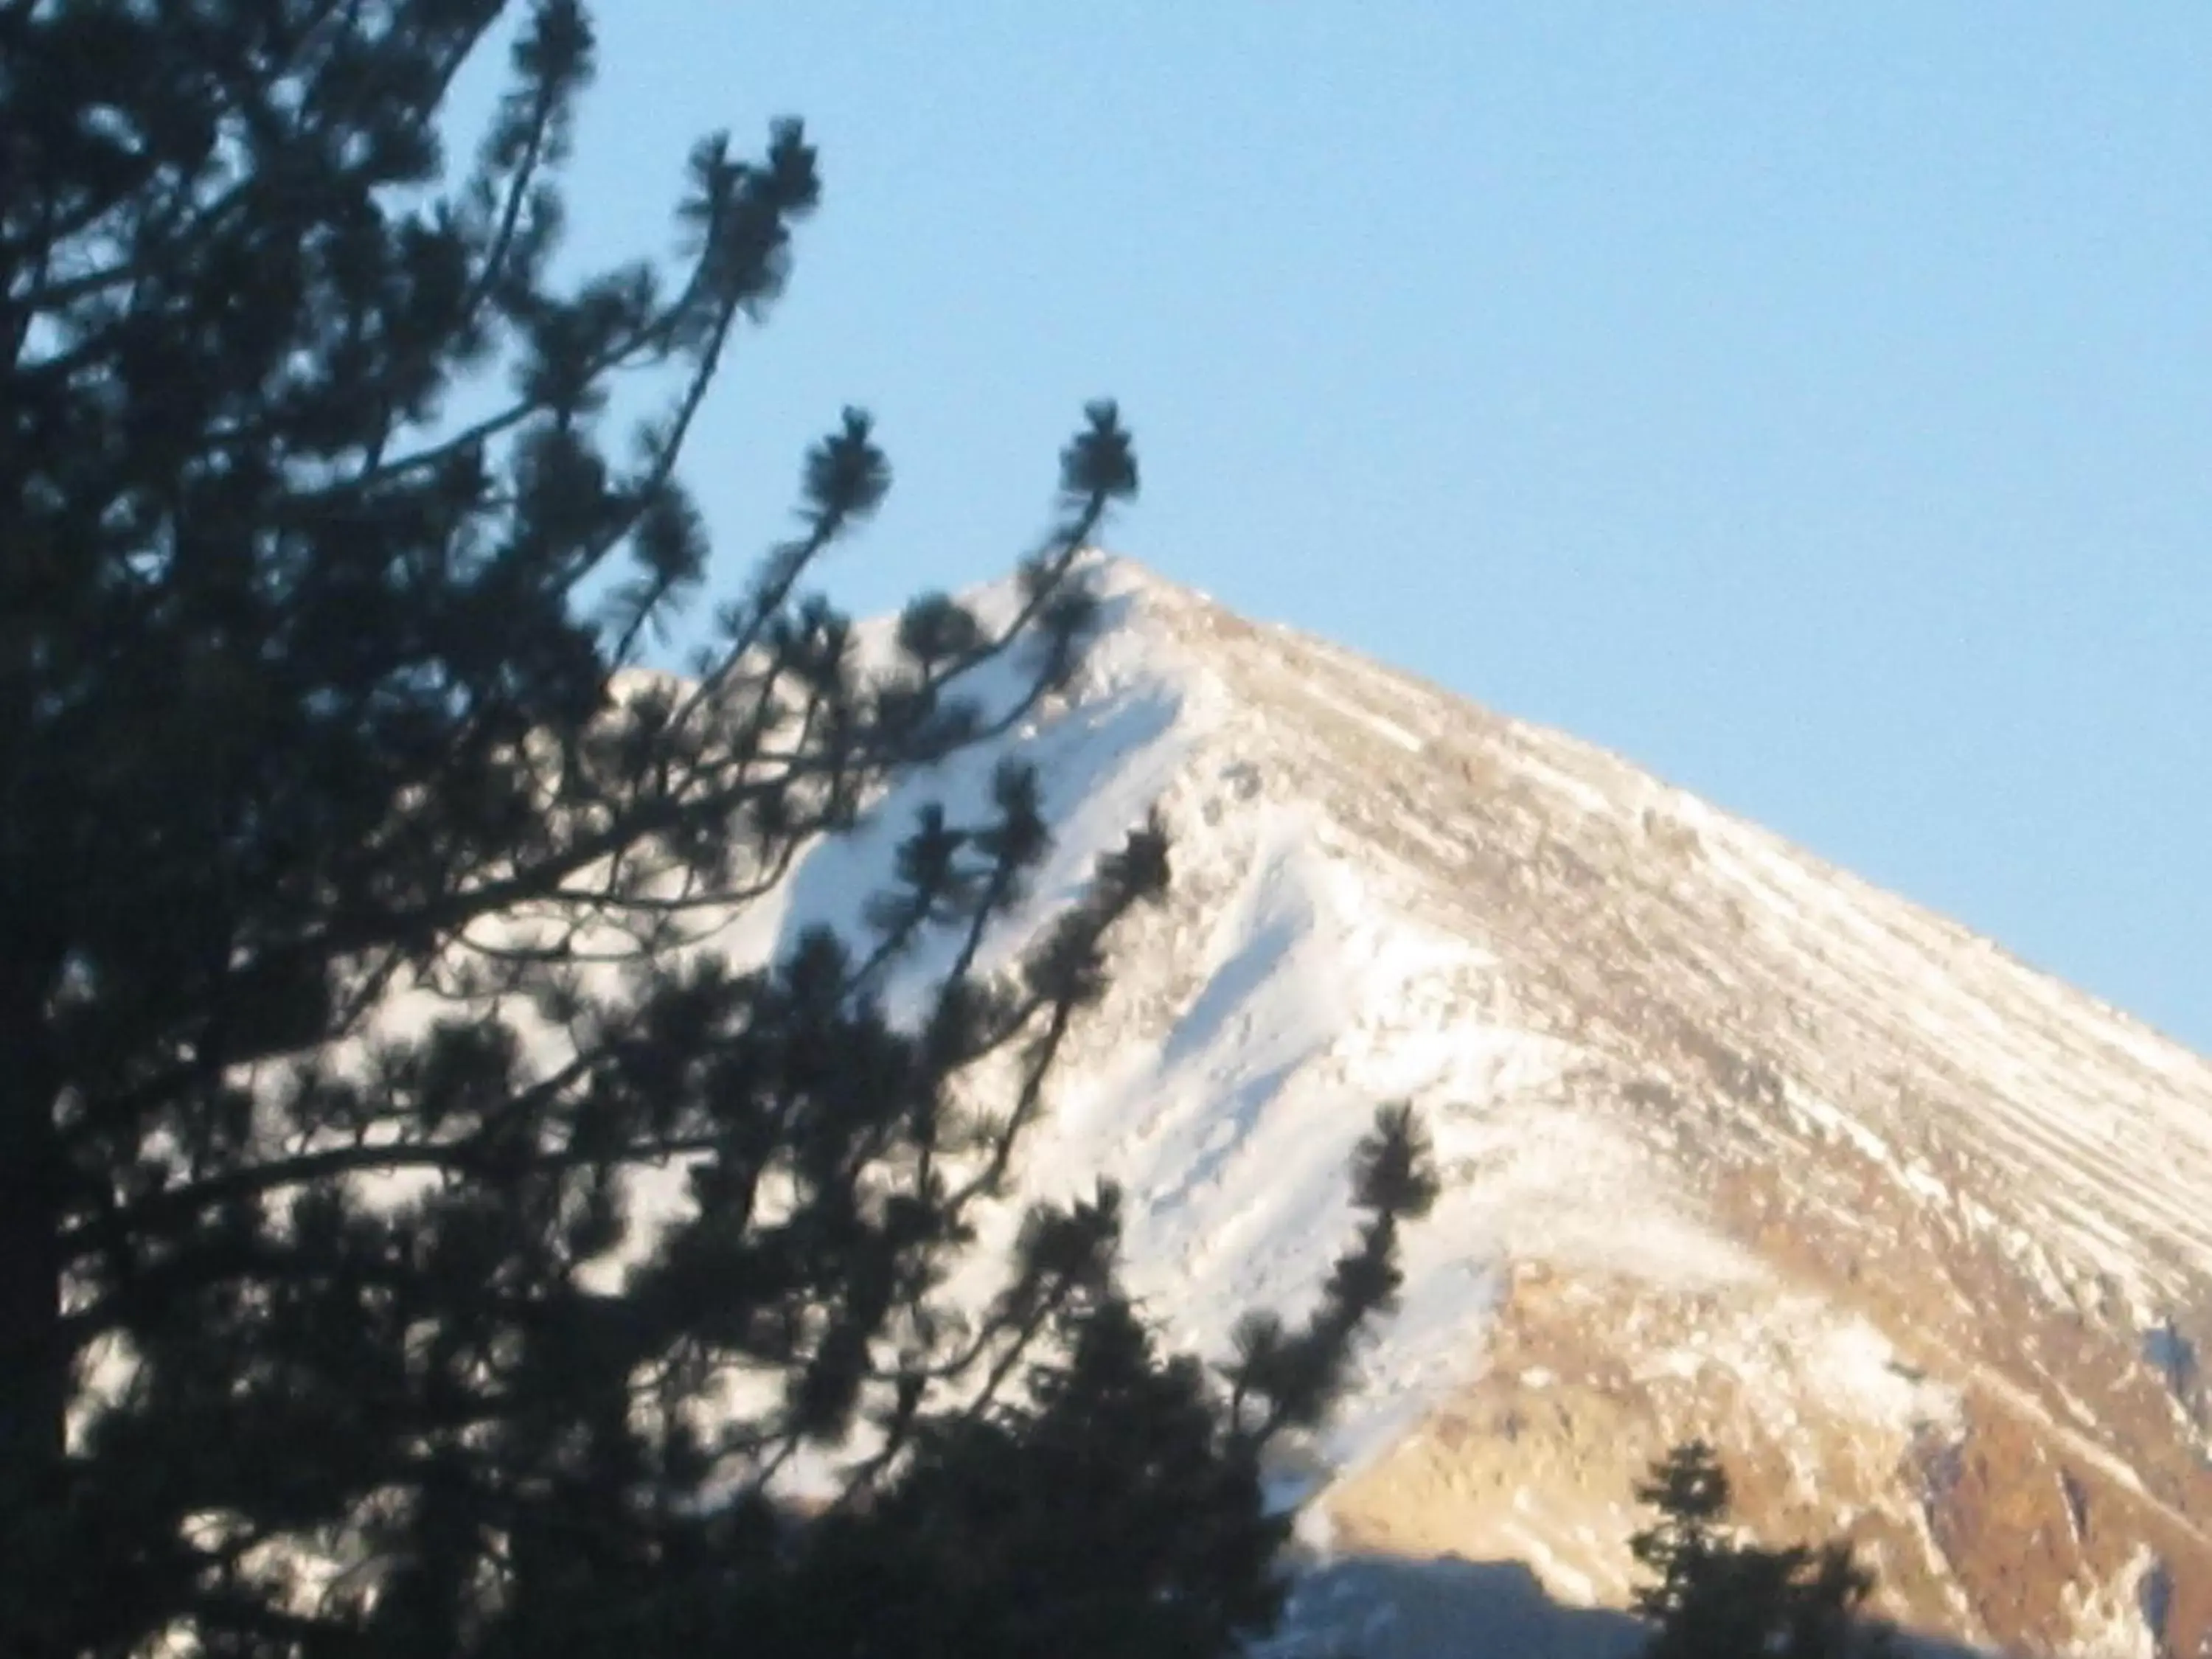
781 557 2212 1658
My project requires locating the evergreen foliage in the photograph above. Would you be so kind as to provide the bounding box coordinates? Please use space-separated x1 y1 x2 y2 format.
1631 1441 1894 1659
0 5 1436 1654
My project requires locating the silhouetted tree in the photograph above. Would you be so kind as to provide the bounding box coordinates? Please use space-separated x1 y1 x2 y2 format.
1631 1441 1893 1659
0 4 1435 1655
780 1110 1438 1659
1630 1439 1734 1623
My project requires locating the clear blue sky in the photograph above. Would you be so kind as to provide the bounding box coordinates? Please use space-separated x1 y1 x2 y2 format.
465 4 2211 1051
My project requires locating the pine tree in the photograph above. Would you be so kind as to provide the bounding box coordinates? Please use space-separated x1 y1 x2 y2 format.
1629 1442 1893 1659
783 1111 1438 1659
0 6 1436 1655
1629 1439 1734 1623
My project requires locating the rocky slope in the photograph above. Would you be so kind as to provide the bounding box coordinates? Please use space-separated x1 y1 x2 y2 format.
807 557 2212 1658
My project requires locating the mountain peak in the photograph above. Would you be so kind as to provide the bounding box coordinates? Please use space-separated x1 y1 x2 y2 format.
876 565 2212 1654
568 565 2212 1653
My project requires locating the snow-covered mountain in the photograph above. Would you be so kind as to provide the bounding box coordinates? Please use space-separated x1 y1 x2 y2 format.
769 555 2212 1658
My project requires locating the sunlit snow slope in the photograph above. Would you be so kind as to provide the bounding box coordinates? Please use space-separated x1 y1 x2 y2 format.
675 557 2212 1655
